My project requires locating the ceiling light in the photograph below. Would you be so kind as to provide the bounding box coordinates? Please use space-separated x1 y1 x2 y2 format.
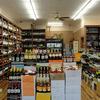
47 21 63 27
22 0 38 20
72 0 99 20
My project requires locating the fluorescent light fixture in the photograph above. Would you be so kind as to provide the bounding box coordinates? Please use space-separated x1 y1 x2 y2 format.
22 0 38 20
72 0 99 20
47 21 63 26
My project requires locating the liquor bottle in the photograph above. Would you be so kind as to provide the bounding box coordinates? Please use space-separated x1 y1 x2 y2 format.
16 54 19 62
24 49 28 59
37 73 40 92
42 74 46 92
28 49 31 59
11 55 14 62
20 54 24 62
41 54 45 61
37 54 40 62
39 73 43 92
46 74 50 92
45 54 48 61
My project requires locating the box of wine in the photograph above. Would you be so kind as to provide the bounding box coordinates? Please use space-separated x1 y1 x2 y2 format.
65 69 81 100
21 75 36 100
50 73 65 100
36 93 51 100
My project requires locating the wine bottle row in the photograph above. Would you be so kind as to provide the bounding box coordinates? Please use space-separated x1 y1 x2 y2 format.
7 95 21 100
12 53 24 62
9 67 24 75
7 67 22 100
8 81 21 94
63 56 75 62
47 48 63 60
24 49 48 62
36 66 51 92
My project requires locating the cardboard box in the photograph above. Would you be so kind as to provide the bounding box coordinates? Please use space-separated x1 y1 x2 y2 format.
65 69 81 100
50 73 65 100
36 93 51 100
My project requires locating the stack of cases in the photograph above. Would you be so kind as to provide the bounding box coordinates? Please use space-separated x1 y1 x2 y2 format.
50 73 65 100
65 69 81 100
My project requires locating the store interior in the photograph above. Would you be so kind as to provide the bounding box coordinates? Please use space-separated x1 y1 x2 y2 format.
0 0 100 100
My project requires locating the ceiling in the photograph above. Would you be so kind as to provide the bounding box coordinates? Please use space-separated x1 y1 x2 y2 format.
0 0 100 23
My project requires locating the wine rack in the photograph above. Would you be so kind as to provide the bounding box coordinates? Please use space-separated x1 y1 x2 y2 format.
0 14 22 80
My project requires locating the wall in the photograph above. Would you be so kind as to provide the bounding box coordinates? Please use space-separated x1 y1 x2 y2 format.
83 16 100 25
15 19 47 30
46 30 74 45
45 21 74 45
73 16 100 49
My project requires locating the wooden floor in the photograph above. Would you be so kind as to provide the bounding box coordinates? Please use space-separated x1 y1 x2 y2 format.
81 81 100 100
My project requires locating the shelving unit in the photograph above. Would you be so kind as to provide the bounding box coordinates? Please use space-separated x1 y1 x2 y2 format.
22 29 48 64
0 16 22 57
7 67 24 100
0 14 22 100
85 26 100 52
81 53 100 98
46 39 63 60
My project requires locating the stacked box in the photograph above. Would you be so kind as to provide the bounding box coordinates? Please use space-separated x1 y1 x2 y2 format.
65 69 81 100
50 73 65 100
